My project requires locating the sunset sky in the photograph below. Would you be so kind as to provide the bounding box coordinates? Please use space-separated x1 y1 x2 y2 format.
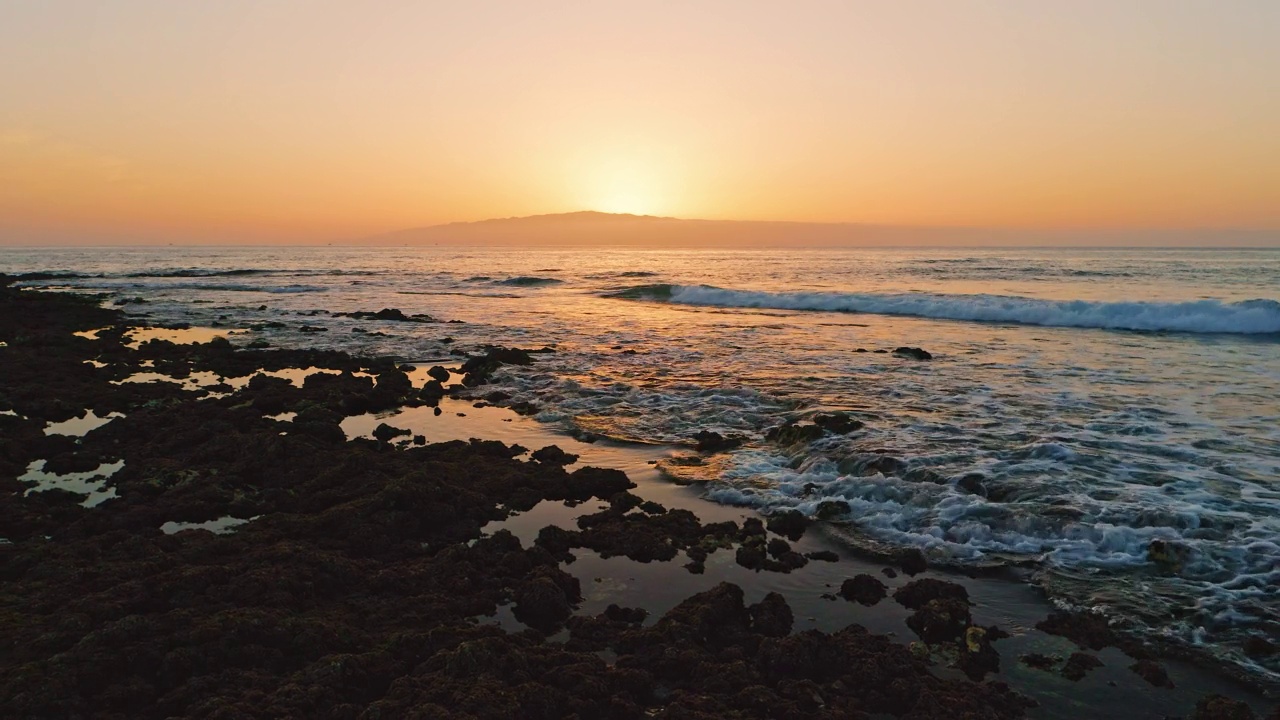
2 1 1278 244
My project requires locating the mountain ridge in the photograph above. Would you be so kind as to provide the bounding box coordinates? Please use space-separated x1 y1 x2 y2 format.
357 211 1280 248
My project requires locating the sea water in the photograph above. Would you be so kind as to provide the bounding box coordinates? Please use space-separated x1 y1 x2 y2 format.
4 244 1278 683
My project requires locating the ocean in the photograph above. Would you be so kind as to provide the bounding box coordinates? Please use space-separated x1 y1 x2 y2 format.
4 244 1279 684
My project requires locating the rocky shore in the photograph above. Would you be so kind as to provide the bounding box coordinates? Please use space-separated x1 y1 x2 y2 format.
0 277 1272 719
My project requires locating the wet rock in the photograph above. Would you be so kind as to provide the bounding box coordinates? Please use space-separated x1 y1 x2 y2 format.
840 574 887 606
1061 652 1104 681
905 598 972 643
764 421 825 445
1035 610 1119 650
957 625 1001 680
1020 653 1059 671
530 445 579 465
736 542 767 571
460 347 535 386
748 592 794 637
603 604 648 624
1190 694 1257 720
766 537 792 558
765 509 809 540
372 423 411 443
337 308 437 323
955 472 989 496
1129 659 1175 688
893 579 970 609
814 500 850 519
426 365 451 382
805 550 838 562
898 548 929 576
513 576 574 633
1243 636 1277 658
893 346 933 360
1148 538 1192 571
812 411 863 434
691 430 744 452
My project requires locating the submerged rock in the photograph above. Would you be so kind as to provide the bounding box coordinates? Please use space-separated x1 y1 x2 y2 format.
691 429 744 452
812 411 864 434
337 308 437 323
1061 652 1104 681
893 346 933 360
1130 659 1175 688
1189 694 1257 720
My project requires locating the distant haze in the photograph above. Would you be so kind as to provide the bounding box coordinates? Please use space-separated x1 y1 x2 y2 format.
362 212 1278 248
2 2 1279 245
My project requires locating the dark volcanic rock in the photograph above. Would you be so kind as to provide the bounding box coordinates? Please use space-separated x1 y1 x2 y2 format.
812 411 864 434
372 422 411 443
764 421 825 445
426 365 451 382
1020 653 1059 671
893 346 933 360
1130 659 1175 688
905 598 972 643
337 308 437 323
1061 652 1104 681
1190 694 1257 720
1035 610 1119 650
747 592 794 637
957 626 1001 680
530 445 579 465
691 429 743 452
764 509 809 541
513 576 575 632
893 578 970 609
899 548 929 576
815 499 851 519
840 574 887 606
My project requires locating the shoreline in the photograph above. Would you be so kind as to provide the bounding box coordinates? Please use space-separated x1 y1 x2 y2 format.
0 277 1274 719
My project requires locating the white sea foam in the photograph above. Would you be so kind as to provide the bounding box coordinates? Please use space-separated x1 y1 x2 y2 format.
657 286 1280 334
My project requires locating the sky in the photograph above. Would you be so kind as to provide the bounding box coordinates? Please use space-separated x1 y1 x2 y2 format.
1 0 1278 244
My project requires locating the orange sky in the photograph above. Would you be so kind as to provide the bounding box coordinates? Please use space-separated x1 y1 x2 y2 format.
2 1 1278 244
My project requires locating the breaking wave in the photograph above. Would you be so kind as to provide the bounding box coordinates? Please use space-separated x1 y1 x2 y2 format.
613 284 1280 335
498 276 563 286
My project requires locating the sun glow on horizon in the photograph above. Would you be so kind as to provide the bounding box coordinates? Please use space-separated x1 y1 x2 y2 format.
1 2 1278 244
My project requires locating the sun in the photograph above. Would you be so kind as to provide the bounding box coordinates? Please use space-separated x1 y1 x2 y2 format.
593 193 654 216
571 150 670 217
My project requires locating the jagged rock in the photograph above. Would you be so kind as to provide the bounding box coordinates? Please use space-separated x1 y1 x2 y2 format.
748 592 794 637
765 509 809 540
840 575 887 606
1189 694 1257 720
893 579 969 609
1061 652 1104 681
893 346 933 360
812 411 863 434
531 445 579 465
372 423 411 443
898 548 929 576
692 430 744 452
1130 659 1175 688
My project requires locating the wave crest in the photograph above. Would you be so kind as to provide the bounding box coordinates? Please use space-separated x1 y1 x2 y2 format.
615 284 1280 334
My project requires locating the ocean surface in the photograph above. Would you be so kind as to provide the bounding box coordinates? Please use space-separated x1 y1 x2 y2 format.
5 245 1279 683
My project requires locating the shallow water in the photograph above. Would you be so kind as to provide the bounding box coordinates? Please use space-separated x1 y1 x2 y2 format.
4 244 1278 686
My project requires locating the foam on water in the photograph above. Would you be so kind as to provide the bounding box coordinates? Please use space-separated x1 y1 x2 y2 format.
619 284 1280 335
6 244 1280 684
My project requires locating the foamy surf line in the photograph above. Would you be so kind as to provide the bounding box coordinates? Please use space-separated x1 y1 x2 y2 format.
614 284 1280 334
